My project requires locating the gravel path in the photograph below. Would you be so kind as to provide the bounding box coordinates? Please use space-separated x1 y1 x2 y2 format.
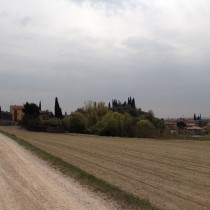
0 133 118 210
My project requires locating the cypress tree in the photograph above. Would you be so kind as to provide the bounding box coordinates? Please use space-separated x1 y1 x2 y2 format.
54 97 63 119
39 101 41 111
55 97 59 117
132 98 136 109
128 96 132 106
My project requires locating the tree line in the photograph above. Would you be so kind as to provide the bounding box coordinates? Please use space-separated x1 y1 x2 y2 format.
21 97 167 138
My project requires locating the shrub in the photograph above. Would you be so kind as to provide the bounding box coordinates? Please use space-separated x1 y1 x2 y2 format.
100 111 133 137
44 118 64 127
64 112 87 133
135 119 156 138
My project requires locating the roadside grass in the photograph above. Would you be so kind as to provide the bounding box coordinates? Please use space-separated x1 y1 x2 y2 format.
0 130 159 210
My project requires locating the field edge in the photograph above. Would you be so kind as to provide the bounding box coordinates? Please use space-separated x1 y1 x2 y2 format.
0 130 160 210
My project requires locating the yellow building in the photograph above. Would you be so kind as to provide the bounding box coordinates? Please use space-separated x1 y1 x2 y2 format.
10 105 24 123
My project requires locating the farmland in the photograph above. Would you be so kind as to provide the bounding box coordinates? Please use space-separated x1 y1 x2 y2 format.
1 126 210 210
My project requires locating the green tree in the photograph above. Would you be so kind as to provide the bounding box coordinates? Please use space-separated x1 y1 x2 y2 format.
176 121 186 129
79 101 108 132
145 110 154 122
39 101 41 111
22 102 40 127
119 112 134 136
64 112 87 133
135 119 156 138
54 97 63 119
23 102 40 117
100 111 133 137
0 111 12 120
100 112 119 136
152 118 165 136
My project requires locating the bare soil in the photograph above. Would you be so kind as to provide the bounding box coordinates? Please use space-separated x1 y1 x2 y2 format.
0 132 119 210
1 126 210 210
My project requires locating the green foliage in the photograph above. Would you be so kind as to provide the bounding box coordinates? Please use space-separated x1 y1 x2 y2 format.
70 99 167 138
84 101 99 128
20 97 167 138
144 110 154 122
136 110 165 137
0 111 12 120
143 111 165 136
42 118 65 132
22 102 40 127
135 120 156 138
77 101 108 133
110 97 141 117
152 118 166 136
64 112 87 133
23 102 40 118
100 111 133 137
44 118 63 128
176 121 186 129
39 101 41 111
54 97 63 119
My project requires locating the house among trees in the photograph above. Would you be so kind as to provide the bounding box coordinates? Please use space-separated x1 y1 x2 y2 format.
206 121 210 128
10 105 24 124
164 119 177 131
164 117 206 136
187 126 204 136
40 110 52 120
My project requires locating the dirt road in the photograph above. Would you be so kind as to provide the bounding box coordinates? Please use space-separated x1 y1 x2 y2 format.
0 133 119 210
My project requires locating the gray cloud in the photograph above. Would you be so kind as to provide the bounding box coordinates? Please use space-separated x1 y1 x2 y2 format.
123 36 174 54
0 0 210 117
70 0 126 7
19 16 31 26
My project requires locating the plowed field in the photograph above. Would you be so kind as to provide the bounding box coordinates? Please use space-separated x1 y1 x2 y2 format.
1 126 210 210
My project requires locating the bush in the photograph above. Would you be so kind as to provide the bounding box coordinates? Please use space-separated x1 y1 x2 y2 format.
64 112 87 133
99 112 133 137
83 101 108 129
44 118 63 127
135 119 156 138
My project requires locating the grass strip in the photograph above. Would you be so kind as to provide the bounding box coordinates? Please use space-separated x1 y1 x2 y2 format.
0 130 159 210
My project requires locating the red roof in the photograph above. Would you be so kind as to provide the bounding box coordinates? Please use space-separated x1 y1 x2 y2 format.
164 119 196 127
10 105 24 110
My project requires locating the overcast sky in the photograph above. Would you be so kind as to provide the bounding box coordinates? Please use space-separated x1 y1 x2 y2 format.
0 0 210 118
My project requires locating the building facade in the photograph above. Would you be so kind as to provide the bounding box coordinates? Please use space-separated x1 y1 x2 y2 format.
10 105 24 123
